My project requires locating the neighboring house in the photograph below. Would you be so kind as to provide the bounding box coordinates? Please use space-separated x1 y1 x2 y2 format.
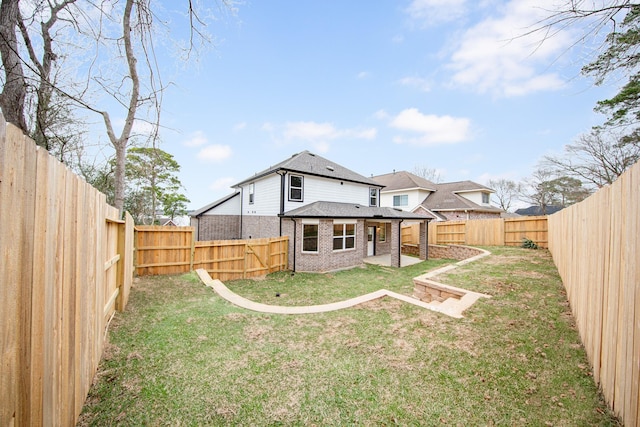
156 217 178 226
515 205 564 216
190 192 241 241
372 171 503 221
190 151 431 272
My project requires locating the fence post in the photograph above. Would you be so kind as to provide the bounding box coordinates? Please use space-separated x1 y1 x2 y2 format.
189 228 195 272
116 212 134 312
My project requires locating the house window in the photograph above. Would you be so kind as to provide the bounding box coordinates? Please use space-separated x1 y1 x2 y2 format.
289 175 303 202
333 222 355 251
302 224 318 252
249 183 255 204
482 192 490 204
393 195 408 207
369 188 378 207
377 224 386 242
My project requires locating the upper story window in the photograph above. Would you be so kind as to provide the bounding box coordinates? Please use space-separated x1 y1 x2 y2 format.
393 194 408 207
333 222 356 251
249 183 255 204
289 175 303 202
482 192 490 204
369 188 378 207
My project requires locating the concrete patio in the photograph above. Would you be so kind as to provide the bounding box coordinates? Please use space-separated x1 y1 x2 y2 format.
363 254 423 267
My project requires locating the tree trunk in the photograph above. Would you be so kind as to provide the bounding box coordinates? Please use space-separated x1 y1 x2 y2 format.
0 0 28 132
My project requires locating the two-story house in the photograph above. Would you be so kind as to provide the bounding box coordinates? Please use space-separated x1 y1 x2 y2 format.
373 171 503 220
190 151 431 272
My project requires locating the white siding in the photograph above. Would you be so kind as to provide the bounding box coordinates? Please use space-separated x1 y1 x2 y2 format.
284 175 372 212
242 174 281 216
458 191 490 206
201 194 240 215
380 189 431 211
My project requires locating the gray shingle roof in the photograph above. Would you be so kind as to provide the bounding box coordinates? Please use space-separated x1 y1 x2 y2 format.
281 201 434 220
372 172 502 214
372 171 437 192
234 150 382 187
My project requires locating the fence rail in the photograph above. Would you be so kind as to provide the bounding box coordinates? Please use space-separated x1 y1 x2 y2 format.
548 161 640 427
402 216 549 248
0 116 134 427
135 226 288 281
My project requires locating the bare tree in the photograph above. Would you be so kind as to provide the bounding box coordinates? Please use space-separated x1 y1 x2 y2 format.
486 178 521 212
412 163 442 183
1 0 228 214
543 129 640 187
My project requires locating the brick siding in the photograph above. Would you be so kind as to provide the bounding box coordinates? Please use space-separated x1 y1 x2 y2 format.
191 215 240 241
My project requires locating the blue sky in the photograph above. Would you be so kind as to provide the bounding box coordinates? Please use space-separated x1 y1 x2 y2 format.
150 0 615 211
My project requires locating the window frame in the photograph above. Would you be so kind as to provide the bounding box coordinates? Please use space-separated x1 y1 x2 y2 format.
482 192 490 204
393 194 408 207
289 174 304 202
248 182 255 204
333 221 356 252
302 223 319 253
369 187 379 207
377 224 386 242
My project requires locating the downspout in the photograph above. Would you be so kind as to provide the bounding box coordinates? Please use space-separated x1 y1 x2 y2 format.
277 170 287 236
239 187 244 239
289 217 297 273
398 219 404 267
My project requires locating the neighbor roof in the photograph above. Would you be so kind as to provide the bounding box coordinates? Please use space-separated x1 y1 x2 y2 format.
373 171 437 192
515 205 564 216
234 150 382 187
281 201 434 220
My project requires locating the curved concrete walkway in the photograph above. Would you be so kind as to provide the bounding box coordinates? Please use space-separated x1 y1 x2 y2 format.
195 247 492 318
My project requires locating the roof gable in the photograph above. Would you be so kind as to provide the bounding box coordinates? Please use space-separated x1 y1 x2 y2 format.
234 151 381 187
190 192 240 217
373 171 437 192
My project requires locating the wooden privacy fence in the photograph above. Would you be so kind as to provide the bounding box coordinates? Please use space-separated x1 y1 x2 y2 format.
548 161 640 427
0 116 134 426
135 226 288 281
402 216 549 248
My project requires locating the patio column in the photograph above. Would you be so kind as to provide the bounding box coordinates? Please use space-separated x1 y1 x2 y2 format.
419 220 428 260
390 220 401 268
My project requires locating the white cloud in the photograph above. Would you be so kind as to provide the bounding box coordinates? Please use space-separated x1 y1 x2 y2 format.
197 144 232 162
261 122 275 132
182 130 208 147
390 108 471 145
209 177 236 191
397 76 431 92
446 0 571 97
405 0 467 26
357 71 371 79
281 121 376 144
284 121 339 141
233 122 247 131
373 109 390 120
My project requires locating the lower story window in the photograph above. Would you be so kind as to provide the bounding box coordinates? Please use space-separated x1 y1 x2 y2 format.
333 223 355 251
303 224 318 252
377 224 386 242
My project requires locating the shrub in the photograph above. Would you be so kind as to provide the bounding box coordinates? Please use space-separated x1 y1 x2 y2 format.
521 238 539 249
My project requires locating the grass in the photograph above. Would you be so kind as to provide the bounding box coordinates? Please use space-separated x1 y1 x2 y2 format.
78 248 620 426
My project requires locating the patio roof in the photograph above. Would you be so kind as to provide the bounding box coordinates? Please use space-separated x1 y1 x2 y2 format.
280 201 434 220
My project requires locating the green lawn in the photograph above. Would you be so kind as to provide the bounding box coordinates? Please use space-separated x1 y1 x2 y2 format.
78 247 620 426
